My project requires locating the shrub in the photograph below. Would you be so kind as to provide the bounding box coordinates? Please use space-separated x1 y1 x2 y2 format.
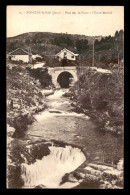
35 57 44 62
72 67 124 132
27 67 52 88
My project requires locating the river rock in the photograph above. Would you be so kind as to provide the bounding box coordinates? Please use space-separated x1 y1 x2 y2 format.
74 171 86 179
88 163 115 172
41 89 54 96
84 166 102 178
100 182 113 189
103 169 122 180
62 92 73 97
34 184 46 188
36 105 45 112
49 110 62 114
60 173 69 185
84 166 94 172
68 174 79 183
111 180 117 185
116 176 123 186
94 156 100 160
100 179 123 189
73 107 83 113
78 179 84 183
85 173 100 182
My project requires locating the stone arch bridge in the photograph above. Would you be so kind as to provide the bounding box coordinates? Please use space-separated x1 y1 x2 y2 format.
48 66 112 88
48 66 80 88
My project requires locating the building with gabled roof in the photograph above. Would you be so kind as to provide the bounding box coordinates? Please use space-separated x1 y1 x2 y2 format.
55 48 79 61
7 48 42 63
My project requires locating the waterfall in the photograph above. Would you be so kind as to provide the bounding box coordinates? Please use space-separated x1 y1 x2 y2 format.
21 145 86 188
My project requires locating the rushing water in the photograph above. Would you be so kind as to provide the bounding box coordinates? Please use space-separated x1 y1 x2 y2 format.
21 145 86 188
22 89 123 188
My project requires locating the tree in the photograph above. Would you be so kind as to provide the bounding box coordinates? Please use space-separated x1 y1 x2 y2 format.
32 38 36 44
53 36 74 47
115 30 119 39
114 30 124 64
76 39 89 53
25 39 30 45
8 42 17 51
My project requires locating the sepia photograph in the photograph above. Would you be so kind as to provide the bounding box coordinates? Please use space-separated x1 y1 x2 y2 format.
6 5 124 189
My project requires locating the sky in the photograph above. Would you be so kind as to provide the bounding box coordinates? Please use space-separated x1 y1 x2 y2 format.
7 6 124 37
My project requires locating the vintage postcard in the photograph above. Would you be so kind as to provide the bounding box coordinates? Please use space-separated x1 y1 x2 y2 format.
6 6 124 189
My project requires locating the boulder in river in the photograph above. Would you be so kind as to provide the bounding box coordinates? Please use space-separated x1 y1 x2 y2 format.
34 184 46 188
68 174 79 183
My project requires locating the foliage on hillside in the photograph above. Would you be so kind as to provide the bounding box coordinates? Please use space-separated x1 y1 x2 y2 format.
7 30 124 69
70 66 124 135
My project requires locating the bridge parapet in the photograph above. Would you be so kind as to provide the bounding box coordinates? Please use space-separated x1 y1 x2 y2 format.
49 66 77 71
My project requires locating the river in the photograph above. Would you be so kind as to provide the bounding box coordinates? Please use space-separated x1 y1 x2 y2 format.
21 89 123 188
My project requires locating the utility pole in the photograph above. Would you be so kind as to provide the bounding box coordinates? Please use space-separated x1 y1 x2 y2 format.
117 43 120 65
116 38 120 65
28 47 32 64
92 37 95 67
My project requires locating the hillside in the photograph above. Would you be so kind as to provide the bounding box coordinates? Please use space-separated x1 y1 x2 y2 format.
6 32 102 55
6 30 123 69
7 32 99 45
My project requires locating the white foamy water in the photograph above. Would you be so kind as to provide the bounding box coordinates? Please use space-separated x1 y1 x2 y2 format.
34 110 89 122
33 89 89 121
37 89 88 120
21 145 86 188
47 89 68 100
48 100 70 108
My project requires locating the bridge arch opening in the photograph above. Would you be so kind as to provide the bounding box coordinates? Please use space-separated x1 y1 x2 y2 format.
57 71 74 88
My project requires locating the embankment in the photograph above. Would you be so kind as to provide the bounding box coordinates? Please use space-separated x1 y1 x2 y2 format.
6 63 54 188
64 67 124 137
7 63 52 137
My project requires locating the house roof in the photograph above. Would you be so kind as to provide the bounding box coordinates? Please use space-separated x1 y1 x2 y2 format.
55 48 79 57
8 48 31 55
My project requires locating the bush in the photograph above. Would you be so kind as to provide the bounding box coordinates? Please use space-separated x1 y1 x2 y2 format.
27 68 52 88
35 57 44 62
44 56 61 67
72 68 124 133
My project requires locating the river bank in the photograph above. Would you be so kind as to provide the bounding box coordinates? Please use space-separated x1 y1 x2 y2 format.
7 64 123 189
64 92 123 137
63 67 124 137
7 88 123 189
6 63 55 187
7 130 123 189
7 63 54 137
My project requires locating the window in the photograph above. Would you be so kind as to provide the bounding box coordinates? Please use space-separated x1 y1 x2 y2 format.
71 56 74 58
64 52 67 55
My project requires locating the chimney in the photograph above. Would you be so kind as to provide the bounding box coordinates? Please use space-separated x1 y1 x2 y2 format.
28 47 32 55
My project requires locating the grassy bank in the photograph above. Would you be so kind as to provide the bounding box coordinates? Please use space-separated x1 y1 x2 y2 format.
7 63 47 135
6 61 54 132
